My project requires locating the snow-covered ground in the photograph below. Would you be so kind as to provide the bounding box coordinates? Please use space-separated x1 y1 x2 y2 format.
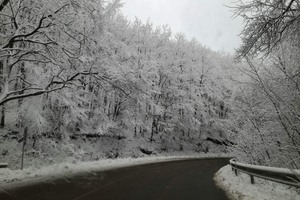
0 123 230 170
0 154 230 190
214 165 300 200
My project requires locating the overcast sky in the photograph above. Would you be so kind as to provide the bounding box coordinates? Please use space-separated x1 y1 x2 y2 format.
121 0 243 54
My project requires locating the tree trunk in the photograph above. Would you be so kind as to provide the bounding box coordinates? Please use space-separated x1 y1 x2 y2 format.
18 62 26 107
0 104 5 127
151 116 159 141
21 127 28 170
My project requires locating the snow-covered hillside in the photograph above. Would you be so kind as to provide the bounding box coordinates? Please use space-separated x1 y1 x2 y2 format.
0 125 231 169
0 0 235 170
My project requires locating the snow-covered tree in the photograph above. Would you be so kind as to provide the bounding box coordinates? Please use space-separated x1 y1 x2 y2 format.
230 0 300 168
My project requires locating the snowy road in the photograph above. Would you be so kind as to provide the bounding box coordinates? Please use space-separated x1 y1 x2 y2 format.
0 158 229 200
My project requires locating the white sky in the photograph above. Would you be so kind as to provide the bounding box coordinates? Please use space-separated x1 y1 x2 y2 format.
120 0 243 54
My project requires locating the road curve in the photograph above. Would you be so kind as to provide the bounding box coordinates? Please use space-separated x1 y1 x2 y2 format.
0 158 230 200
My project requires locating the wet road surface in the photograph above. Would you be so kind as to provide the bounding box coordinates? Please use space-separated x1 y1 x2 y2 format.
0 158 230 200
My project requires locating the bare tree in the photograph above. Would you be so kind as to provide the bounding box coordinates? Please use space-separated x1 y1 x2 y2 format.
234 0 300 57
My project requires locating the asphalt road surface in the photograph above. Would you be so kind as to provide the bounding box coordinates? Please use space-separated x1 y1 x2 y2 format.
0 158 230 200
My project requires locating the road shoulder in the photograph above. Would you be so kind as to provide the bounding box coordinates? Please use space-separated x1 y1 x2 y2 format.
214 165 300 200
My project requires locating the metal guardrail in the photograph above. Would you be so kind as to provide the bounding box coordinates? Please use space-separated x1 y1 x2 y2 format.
230 159 300 187
0 163 8 168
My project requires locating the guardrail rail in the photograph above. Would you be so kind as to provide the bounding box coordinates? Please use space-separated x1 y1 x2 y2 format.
230 159 300 187
0 163 8 168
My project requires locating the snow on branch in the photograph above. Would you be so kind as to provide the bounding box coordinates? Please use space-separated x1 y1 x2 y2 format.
0 70 99 106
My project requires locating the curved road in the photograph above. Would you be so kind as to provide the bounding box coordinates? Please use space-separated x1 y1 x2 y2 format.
0 158 229 200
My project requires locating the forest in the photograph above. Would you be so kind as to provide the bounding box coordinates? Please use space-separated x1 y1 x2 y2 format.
0 0 299 170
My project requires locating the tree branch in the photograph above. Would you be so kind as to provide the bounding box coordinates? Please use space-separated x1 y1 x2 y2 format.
0 0 10 12
2 15 47 49
0 71 100 106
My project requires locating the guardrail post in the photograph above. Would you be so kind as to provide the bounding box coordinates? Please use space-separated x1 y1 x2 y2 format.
234 169 238 176
250 175 255 184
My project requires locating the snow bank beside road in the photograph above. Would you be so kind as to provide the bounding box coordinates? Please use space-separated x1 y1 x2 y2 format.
214 165 300 200
0 154 230 189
